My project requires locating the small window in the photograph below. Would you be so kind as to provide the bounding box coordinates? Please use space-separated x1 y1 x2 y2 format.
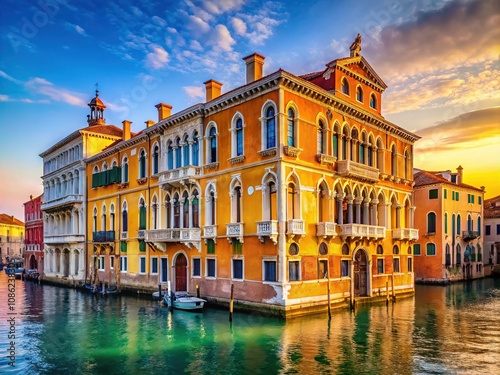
369 94 377 109
289 260 301 281
478 196 482 205
393 258 400 273
341 260 350 277
264 260 277 282
207 258 216 278
318 259 328 279
342 243 350 255
139 256 146 274
120 256 128 272
341 78 349 95
393 245 399 255
356 86 363 102
426 243 436 256
444 189 447 199
429 189 438 199
377 259 384 274
414 244 421 256
289 243 299 256
486 225 491 236
497 224 500 235
232 259 243 280
110 256 114 270
98 256 105 270
192 258 201 277
151 257 158 274
427 212 436 233
376 245 383 255
207 239 216 254
407 258 413 272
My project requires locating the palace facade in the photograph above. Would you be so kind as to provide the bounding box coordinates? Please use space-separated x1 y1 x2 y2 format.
484 195 500 276
85 36 420 317
0 214 24 262
412 167 485 282
23 194 44 273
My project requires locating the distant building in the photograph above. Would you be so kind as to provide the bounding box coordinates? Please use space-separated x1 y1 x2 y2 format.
85 35 420 317
40 90 123 284
23 194 44 272
413 166 485 283
483 195 500 275
0 213 25 262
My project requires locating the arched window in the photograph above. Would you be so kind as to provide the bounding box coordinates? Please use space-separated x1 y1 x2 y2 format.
341 78 349 95
426 243 436 256
122 156 129 183
102 205 107 232
165 195 171 229
457 214 461 235
342 127 348 160
393 245 399 254
231 181 242 223
152 196 158 230
175 137 182 168
122 202 128 232
377 245 383 254
192 190 199 228
342 243 350 255
359 132 366 164
467 214 472 232
209 126 217 163
317 120 325 154
444 213 448 234
183 134 190 167
182 191 189 228
332 125 339 158
350 128 358 162
139 199 146 230
404 150 409 179
456 243 461 264
152 144 159 174
445 244 451 265
266 106 276 149
318 181 328 222
427 212 436 233
173 194 180 228
235 118 244 156
370 93 377 109
391 144 397 176
209 189 216 225
287 108 295 147
356 86 363 102
139 149 146 178
192 132 199 166
167 141 174 170
110 204 115 231
93 207 98 232
477 216 481 236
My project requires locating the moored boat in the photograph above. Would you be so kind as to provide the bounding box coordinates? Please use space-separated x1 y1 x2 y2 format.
163 291 206 311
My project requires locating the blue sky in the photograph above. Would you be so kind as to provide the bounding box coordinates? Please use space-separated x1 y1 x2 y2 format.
1 0 499 219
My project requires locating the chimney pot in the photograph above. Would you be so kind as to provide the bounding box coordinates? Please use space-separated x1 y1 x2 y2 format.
122 120 132 141
242 52 265 84
155 103 173 122
145 119 155 128
203 79 223 102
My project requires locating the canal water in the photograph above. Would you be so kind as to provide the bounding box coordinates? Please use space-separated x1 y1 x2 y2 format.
1 273 499 375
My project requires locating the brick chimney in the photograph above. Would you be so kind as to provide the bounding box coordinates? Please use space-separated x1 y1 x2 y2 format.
155 103 172 122
242 53 265 84
122 120 131 141
145 119 155 128
204 79 223 102
457 165 463 184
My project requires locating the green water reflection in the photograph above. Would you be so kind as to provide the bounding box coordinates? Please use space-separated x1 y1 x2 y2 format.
1 274 499 374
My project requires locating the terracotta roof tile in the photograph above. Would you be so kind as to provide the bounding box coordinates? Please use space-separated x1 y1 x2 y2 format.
484 195 500 218
0 214 24 226
413 170 484 192
80 124 123 137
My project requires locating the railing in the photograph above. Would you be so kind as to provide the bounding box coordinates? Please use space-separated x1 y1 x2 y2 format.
120 232 128 240
316 222 337 238
158 166 202 188
203 225 218 239
287 219 305 235
336 160 379 183
145 228 201 242
226 223 244 237
257 220 278 244
137 230 145 239
392 228 419 240
41 194 83 211
92 231 115 242
339 223 386 239
44 234 84 244
462 231 479 241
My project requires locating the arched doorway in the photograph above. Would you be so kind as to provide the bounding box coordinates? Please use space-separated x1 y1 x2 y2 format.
29 255 37 269
63 249 70 277
174 253 187 292
353 249 368 297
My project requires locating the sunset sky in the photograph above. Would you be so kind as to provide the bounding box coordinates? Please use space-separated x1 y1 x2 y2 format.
1 0 499 220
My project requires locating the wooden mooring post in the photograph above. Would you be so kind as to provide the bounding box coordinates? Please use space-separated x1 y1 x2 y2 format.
196 284 200 298
229 284 234 322
386 277 389 306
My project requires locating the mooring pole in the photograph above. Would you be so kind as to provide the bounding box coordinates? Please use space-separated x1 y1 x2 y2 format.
386 277 389 306
229 284 234 322
158 284 162 300
196 284 200 298
327 262 331 319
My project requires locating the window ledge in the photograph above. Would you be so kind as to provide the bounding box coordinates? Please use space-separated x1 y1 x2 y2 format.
258 148 277 157
137 177 148 185
204 162 219 171
316 154 337 166
228 155 245 164
283 146 302 157
118 182 129 189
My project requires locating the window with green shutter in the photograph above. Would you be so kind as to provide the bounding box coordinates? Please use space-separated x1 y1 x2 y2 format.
120 241 127 252
207 239 215 254
139 240 146 252
428 189 438 199
92 173 99 188
232 239 242 254
139 205 147 230
444 189 447 199
414 244 421 256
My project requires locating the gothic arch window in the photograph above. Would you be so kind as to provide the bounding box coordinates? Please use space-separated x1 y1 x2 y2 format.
393 245 399 254
167 140 174 170
262 175 277 221
341 77 349 95
102 162 108 171
404 149 410 179
207 125 218 163
318 181 329 222
427 212 436 233
317 120 326 154
456 243 462 264
110 204 115 231
377 245 383 254
175 137 182 168
319 242 328 255
173 193 180 228
139 198 146 230
165 195 172 229
192 190 200 228
368 135 375 167
139 148 147 178
342 126 349 160
101 204 107 232
182 191 190 228
122 201 128 232
205 184 217 226
287 107 296 147
370 93 377 109
182 134 190 167
391 144 397 176
152 143 159 174
457 214 461 235
350 128 358 162
152 195 158 230
231 116 244 157
332 122 340 158
359 131 367 164
342 243 349 255
265 105 276 149
356 85 363 102
93 207 98 232
376 137 384 172
122 156 129 183
230 178 243 223
192 132 199 166
287 177 301 221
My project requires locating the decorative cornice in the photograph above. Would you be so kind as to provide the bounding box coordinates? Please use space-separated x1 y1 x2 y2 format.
258 148 277 157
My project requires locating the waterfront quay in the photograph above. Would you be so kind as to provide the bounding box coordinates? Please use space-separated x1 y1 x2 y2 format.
1 271 500 375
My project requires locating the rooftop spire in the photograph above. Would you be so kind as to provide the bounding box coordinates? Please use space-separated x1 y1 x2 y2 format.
349 33 362 57
87 86 106 126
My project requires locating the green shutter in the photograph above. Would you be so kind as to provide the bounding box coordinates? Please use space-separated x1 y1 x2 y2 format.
120 241 127 252
139 240 146 252
207 239 215 254
139 206 147 230
232 239 242 254
444 189 447 199
92 174 98 188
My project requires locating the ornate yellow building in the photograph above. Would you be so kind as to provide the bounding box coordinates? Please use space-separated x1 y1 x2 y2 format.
86 36 420 317
0 213 25 262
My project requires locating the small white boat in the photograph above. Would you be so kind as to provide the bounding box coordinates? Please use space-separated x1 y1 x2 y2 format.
163 291 206 311
152 290 167 299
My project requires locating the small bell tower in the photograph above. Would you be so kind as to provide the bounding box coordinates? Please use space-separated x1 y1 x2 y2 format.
87 84 106 126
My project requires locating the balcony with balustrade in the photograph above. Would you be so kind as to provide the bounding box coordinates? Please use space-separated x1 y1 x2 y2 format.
44 234 85 245
392 228 419 241
336 160 379 183
145 227 201 251
339 223 385 240
92 231 116 243
286 219 305 241
462 231 479 242
41 194 83 212
158 166 202 190
202 225 218 243
226 223 244 244
316 222 338 240
256 220 278 244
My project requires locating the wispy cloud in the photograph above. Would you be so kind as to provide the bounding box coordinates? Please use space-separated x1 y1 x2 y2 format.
145 45 169 69
65 22 88 36
183 86 205 101
0 70 23 85
25 78 87 106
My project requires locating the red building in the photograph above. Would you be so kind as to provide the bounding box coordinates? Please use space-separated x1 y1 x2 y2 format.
24 194 44 273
